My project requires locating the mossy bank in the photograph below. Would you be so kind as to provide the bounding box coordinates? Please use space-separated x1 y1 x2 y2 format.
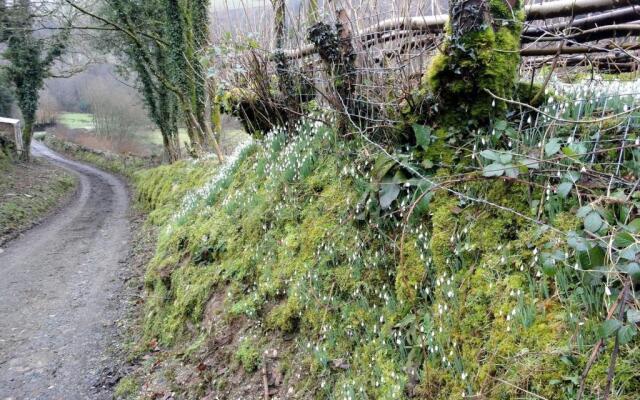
0 154 76 244
121 116 639 399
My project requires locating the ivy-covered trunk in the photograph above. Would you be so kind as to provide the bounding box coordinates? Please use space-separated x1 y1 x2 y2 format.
1 0 66 161
308 9 356 136
424 0 524 128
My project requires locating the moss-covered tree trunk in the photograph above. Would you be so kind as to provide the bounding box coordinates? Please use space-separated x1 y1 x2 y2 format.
424 0 524 128
308 9 356 136
1 0 66 161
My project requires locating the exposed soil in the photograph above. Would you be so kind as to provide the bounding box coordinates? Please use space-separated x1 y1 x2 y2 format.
0 141 133 399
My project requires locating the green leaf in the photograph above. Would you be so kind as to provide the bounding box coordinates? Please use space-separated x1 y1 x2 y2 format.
562 146 576 157
483 163 505 177
621 262 640 280
576 206 592 219
627 219 640 233
599 319 623 338
545 139 561 156
480 150 499 161
494 120 508 131
372 154 396 180
541 258 557 276
584 212 603 233
505 127 518 138
504 163 519 178
614 232 635 248
567 231 589 252
617 325 637 344
392 169 409 184
557 182 572 198
413 124 432 150
578 246 605 269
569 141 588 156
520 157 540 170
499 152 513 164
564 171 581 183
627 309 640 324
379 183 400 210
619 245 638 261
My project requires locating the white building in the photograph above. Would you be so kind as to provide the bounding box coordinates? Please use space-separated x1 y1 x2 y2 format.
0 117 23 156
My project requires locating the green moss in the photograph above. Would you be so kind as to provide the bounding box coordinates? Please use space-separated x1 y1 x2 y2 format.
422 0 524 128
114 375 139 399
129 118 639 399
266 299 301 333
235 337 261 372
396 236 426 307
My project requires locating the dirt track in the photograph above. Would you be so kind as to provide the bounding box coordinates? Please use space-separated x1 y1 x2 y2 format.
0 141 130 399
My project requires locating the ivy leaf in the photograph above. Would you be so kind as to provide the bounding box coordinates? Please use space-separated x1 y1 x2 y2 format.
569 141 588 157
617 325 637 345
599 319 623 338
483 163 505 177
584 212 603 233
576 206 592 219
621 262 640 280
557 182 573 198
567 231 589 252
413 124 432 150
499 152 513 164
627 309 640 324
503 163 519 178
520 157 539 170
379 183 400 210
545 139 561 156
619 245 639 262
614 232 635 248
480 150 499 161
627 219 640 233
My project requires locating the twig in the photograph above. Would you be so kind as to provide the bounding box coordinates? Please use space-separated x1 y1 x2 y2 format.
492 377 549 400
576 283 629 400
603 286 628 400
262 353 269 400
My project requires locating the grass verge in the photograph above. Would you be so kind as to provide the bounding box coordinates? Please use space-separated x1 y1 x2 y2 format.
0 155 77 245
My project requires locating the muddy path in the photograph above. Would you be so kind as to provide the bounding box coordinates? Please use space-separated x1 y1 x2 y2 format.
0 141 131 399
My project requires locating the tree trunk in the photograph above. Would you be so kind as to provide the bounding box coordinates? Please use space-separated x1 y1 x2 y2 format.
203 78 225 162
423 0 525 127
20 117 34 162
161 127 181 163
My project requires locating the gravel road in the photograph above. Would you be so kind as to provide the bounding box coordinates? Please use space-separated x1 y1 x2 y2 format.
0 141 131 400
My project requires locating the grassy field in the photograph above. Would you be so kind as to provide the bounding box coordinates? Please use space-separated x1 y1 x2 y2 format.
55 112 249 156
137 128 191 147
58 113 95 130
